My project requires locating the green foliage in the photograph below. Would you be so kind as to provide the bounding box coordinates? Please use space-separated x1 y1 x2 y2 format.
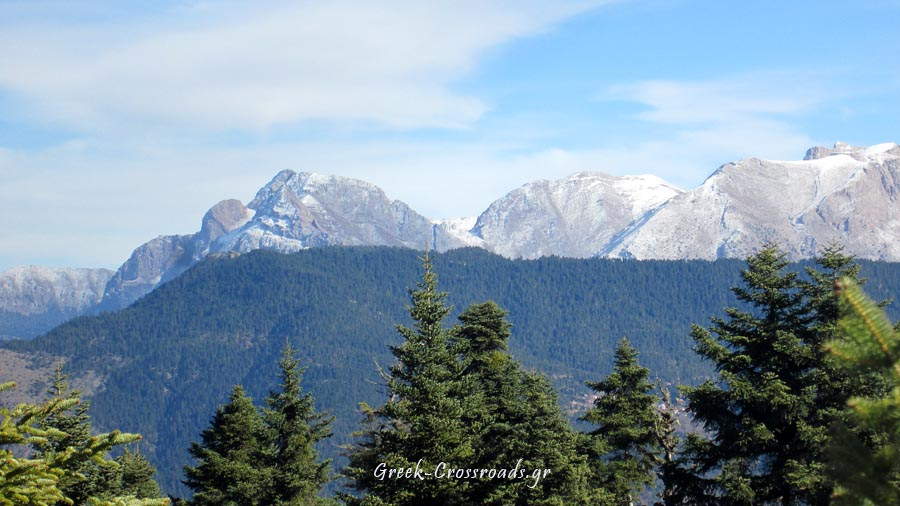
33 367 165 505
4 247 900 495
1 381 74 506
35 366 110 504
679 245 814 504
263 344 334 505
343 253 478 505
581 338 660 505
677 246 889 505
0 380 151 505
85 496 170 506
184 385 274 505
185 346 334 505
826 278 900 505
114 448 164 500
457 302 594 505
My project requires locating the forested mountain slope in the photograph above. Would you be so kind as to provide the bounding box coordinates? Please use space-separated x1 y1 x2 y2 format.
3 247 899 495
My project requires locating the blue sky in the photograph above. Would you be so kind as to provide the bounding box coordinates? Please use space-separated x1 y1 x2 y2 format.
1 0 898 270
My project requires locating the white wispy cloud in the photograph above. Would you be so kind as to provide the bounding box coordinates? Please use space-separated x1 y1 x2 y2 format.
606 73 827 124
582 72 833 184
0 0 605 131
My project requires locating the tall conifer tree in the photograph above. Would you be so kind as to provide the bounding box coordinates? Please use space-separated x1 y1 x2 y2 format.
581 338 660 505
184 385 273 506
343 253 475 505
678 245 884 504
264 344 334 505
456 301 593 505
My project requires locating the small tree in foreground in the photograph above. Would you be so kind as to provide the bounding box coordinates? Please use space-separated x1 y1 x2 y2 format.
112 448 164 500
184 385 273 505
1 380 167 506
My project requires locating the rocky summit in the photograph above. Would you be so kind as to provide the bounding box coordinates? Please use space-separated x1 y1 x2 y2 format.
466 172 682 259
601 142 900 260
2 142 898 337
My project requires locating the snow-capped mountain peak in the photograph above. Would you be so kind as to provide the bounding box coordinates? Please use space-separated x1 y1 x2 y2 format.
433 217 484 248
603 142 899 261
0 266 113 317
217 169 466 255
470 171 683 259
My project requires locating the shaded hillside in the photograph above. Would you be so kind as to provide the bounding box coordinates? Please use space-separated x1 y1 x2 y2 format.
1 308 75 341
3 247 899 495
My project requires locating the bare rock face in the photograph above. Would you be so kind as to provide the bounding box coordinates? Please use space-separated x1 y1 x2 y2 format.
469 172 682 259
195 199 255 259
100 235 196 309
101 199 254 310
212 171 464 254
602 142 900 260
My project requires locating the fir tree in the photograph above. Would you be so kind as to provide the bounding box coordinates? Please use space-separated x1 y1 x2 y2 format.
800 246 890 437
33 367 165 505
680 246 816 504
678 245 883 504
825 278 900 505
581 338 660 505
114 448 163 499
33 366 113 504
343 253 476 505
1 380 156 506
456 301 593 505
263 344 334 505
184 385 273 506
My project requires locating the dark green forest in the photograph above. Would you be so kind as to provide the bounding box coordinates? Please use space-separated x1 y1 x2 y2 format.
3 246 900 499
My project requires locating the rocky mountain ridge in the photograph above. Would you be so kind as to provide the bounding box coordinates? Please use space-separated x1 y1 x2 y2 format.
465 171 682 259
0 266 113 315
2 141 897 338
0 266 113 340
602 142 900 260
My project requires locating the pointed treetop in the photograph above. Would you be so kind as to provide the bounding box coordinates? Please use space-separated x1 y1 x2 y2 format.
405 251 451 333
418 249 438 292
613 337 639 366
48 364 71 399
275 342 302 397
